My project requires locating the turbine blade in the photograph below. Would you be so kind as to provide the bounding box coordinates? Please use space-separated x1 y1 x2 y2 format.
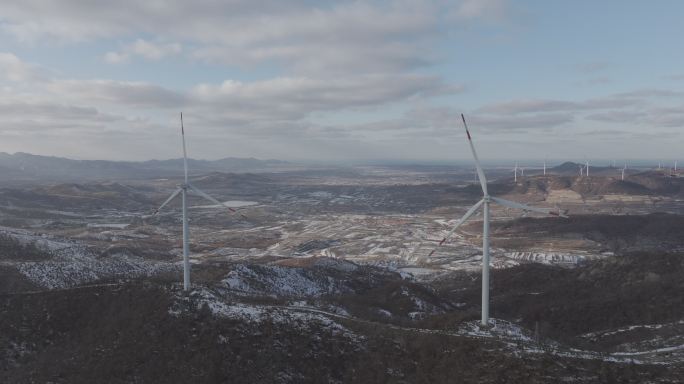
154 188 182 215
427 199 484 257
491 196 568 218
461 114 488 195
187 183 249 220
181 112 188 183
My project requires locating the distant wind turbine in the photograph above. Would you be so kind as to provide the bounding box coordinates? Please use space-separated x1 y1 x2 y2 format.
543 157 547 176
514 162 519 182
426 114 567 326
154 113 248 291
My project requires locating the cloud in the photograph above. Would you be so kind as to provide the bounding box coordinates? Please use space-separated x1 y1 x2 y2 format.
0 53 461 155
481 91 684 133
41 73 452 128
0 2 489 160
0 101 119 122
451 0 509 21
0 52 46 82
104 39 182 64
585 111 647 123
663 74 684 81
0 1 507 75
3 2 681 161
612 88 684 99
478 99 579 115
649 113 684 127
103 51 129 64
469 113 574 131
185 1 445 74
332 106 572 142
477 93 657 115
191 74 448 122
588 105 684 128
576 76 612 86
575 61 612 74
46 79 186 108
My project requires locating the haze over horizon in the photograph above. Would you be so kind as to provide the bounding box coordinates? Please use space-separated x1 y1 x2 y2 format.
1 1 683 162
0 150 676 170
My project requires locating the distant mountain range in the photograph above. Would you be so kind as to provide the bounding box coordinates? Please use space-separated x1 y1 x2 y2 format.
0 152 289 183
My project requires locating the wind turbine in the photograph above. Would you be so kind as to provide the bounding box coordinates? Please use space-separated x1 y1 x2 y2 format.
426 114 567 326
514 162 519 182
543 157 547 176
585 160 590 177
155 113 248 291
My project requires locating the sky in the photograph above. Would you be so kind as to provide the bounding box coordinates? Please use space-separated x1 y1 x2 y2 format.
0 0 683 163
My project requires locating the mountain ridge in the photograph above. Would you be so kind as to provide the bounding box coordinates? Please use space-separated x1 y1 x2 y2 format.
0 152 289 183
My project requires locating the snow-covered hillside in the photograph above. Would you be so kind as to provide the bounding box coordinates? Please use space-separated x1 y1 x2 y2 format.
0 227 179 289
221 261 356 298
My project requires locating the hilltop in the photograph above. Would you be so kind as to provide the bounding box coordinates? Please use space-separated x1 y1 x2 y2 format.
492 170 684 200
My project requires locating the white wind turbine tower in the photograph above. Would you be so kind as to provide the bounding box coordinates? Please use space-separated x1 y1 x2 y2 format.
427 114 567 326
155 113 248 291
514 162 519 182
585 160 590 177
543 157 547 176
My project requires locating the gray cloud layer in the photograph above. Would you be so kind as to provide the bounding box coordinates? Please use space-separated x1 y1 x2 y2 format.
1 0 500 74
0 1 681 161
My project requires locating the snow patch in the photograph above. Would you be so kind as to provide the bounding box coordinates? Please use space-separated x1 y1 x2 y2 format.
87 223 129 229
170 288 360 341
222 264 353 298
1 227 179 289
